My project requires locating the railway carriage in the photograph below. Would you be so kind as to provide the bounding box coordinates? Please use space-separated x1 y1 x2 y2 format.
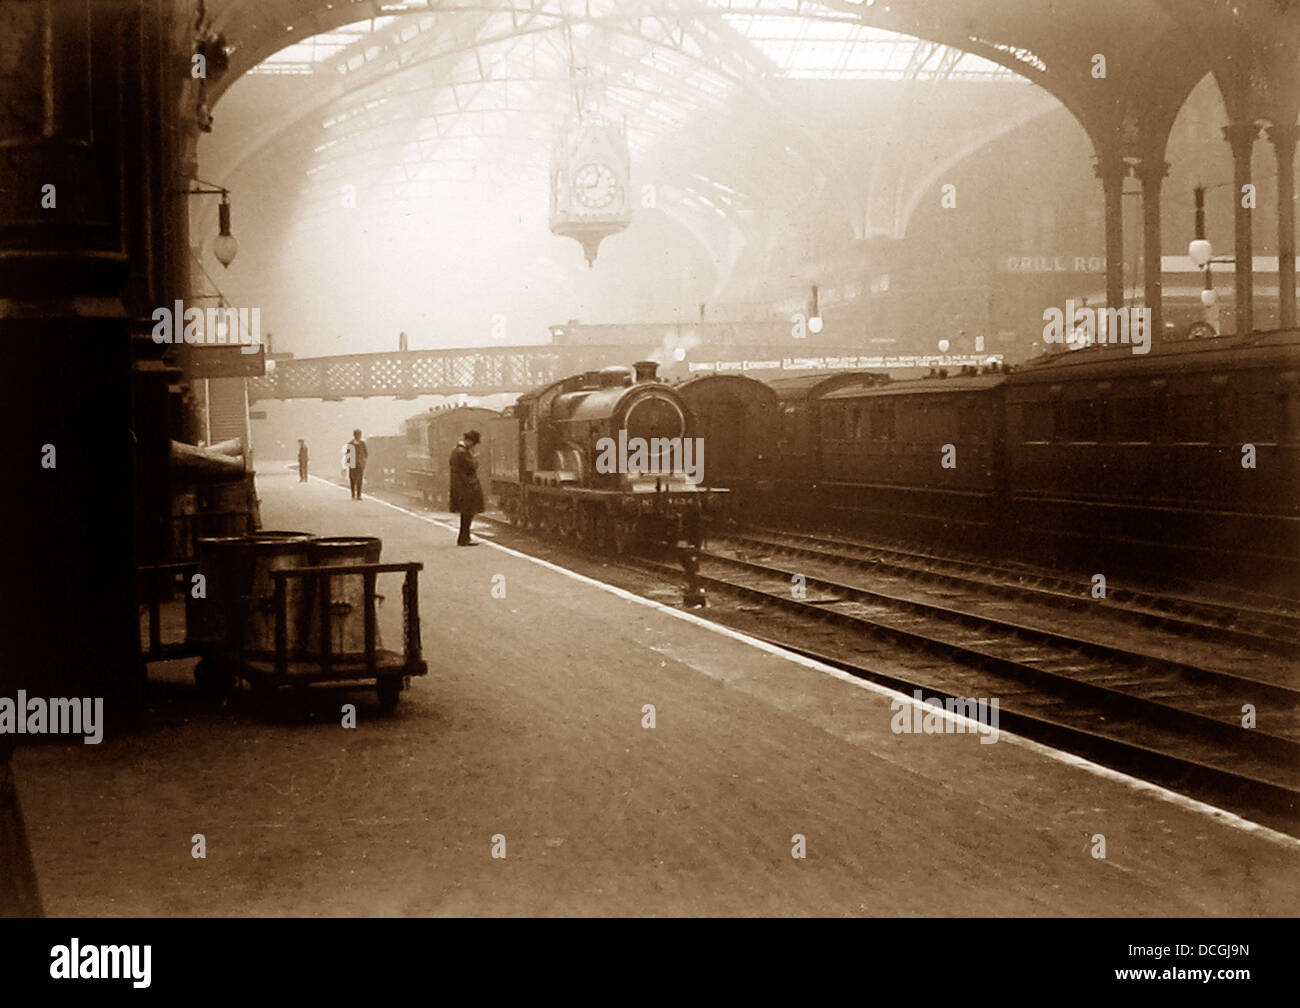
402 405 500 505
674 373 780 508
364 434 406 491
764 371 890 498
1001 329 1300 580
760 330 1299 585
814 370 1007 540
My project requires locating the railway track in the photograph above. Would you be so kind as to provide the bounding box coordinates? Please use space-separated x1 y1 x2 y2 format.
633 543 1300 836
729 525 1300 655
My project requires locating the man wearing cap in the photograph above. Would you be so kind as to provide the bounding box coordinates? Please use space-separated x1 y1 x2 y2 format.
449 430 485 546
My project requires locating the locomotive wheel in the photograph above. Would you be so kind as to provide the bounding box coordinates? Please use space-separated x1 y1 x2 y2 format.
580 506 600 548
612 519 633 555
595 513 614 552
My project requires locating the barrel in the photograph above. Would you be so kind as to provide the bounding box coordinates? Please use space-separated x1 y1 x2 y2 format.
241 535 315 659
201 477 256 538
303 537 383 659
186 536 251 646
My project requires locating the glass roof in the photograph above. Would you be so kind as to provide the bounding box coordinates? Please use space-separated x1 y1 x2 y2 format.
241 1 1029 215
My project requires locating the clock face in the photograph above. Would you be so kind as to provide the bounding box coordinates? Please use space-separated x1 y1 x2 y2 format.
573 162 617 209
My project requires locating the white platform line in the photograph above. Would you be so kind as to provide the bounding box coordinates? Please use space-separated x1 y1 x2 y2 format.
312 476 1300 850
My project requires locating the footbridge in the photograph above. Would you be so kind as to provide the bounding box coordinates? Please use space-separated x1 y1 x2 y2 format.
245 342 859 400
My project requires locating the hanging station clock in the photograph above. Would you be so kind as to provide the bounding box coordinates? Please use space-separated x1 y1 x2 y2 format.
550 119 633 266
573 162 618 209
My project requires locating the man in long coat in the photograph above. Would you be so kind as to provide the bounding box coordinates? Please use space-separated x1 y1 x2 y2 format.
449 430 485 546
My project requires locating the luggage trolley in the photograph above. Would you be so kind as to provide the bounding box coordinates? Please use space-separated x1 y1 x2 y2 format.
242 560 428 714
186 533 427 714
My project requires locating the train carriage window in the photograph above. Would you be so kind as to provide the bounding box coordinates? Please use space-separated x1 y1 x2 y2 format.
824 405 839 440
1169 393 1215 443
852 405 868 440
1095 398 1111 440
1112 397 1152 441
895 402 912 439
1064 398 1098 441
1017 401 1053 442
962 399 987 440
933 401 949 438
826 404 848 440
1284 392 1300 444
1051 399 1066 441
922 401 940 438
902 401 920 439
1212 378 1234 443
1006 402 1023 441
1238 391 1282 442
935 401 950 438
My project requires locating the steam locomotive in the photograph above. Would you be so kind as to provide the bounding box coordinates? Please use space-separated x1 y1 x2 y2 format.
485 360 728 551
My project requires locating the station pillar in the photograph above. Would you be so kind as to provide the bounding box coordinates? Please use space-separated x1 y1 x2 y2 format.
1093 151 1127 314
1135 158 1169 339
1267 123 1298 329
1221 121 1260 335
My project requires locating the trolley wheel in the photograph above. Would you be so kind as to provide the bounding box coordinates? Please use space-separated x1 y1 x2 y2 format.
377 678 402 714
253 678 283 719
194 657 234 698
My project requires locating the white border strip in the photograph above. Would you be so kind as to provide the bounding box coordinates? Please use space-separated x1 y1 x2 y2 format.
310 475 1300 850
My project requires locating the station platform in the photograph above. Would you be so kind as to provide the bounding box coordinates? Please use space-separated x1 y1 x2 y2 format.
15 470 1300 916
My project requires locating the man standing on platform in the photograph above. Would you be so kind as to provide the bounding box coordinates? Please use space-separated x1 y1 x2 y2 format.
450 430 484 546
346 429 368 499
297 439 309 482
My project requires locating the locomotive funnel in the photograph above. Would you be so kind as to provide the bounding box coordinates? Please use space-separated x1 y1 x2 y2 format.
633 360 659 383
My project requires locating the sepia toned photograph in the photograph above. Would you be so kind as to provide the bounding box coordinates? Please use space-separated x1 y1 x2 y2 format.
0 0 1295 971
